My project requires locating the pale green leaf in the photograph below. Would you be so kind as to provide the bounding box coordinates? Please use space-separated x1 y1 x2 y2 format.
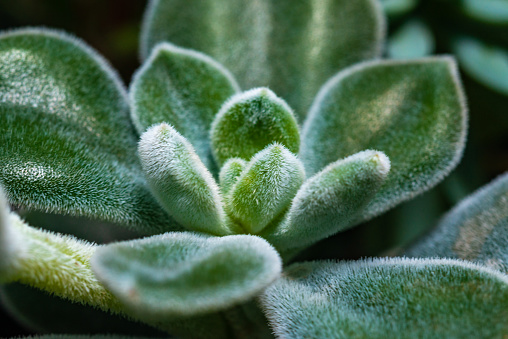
227 144 305 234
260 258 508 338
219 158 247 196
387 20 435 60
0 28 176 233
300 57 467 222
130 42 239 170
91 232 282 319
381 0 418 18
262 150 390 252
210 88 300 166
462 0 508 24
15 336 153 339
406 172 508 274
141 0 385 118
138 124 232 236
453 37 508 95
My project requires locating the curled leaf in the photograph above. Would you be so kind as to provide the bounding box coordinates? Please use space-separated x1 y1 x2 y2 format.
301 57 467 222
262 150 390 252
227 144 305 234
406 172 508 274
211 88 300 166
92 232 282 319
138 124 231 236
260 258 508 338
130 42 239 170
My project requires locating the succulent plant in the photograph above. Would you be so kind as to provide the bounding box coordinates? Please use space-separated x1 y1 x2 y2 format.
0 1 507 338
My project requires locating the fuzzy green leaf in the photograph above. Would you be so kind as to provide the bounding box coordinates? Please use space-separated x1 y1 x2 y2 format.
211 88 300 166
262 150 390 252
406 173 508 274
387 20 434 60
130 43 239 170
141 0 385 118
138 124 232 236
91 232 282 319
227 144 305 234
260 258 508 338
300 57 467 222
453 37 508 95
462 0 508 24
0 29 176 233
381 0 418 18
219 158 247 196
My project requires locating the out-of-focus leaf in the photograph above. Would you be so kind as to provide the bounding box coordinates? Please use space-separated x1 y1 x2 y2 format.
0 28 176 233
227 144 305 234
462 0 508 24
381 0 418 18
138 124 233 236
92 232 282 319
300 57 467 222
130 43 239 170
211 88 300 166
453 37 508 95
141 0 385 118
260 258 508 338
262 150 390 253
387 20 434 59
406 172 508 274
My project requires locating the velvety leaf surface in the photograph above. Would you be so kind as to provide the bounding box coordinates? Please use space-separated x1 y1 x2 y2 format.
300 57 467 222
262 150 390 252
227 145 305 234
381 0 418 18
260 258 508 339
130 43 239 170
138 124 232 236
0 29 176 233
141 0 385 118
211 88 300 166
462 0 508 24
92 232 282 319
406 173 508 274
453 37 508 95
219 158 247 196
387 20 434 59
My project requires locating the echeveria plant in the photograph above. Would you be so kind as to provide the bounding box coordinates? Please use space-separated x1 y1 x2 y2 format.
1 0 508 338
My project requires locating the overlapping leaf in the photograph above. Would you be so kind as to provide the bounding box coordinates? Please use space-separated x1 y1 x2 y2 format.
130 43 239 170
92 232 282 319
300 57 467 222
141 0 385 117
261 258 508 338
407 172 508 274
0 29 177 233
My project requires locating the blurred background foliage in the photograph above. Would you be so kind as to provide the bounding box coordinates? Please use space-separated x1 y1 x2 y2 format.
0 0 508 337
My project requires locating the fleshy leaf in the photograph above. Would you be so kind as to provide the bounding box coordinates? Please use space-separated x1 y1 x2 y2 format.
462 0 508 24
381 0 418 18
130 42 240 170
91 232 282 319
138 124 231 236
262 150 390 252
387 20 434 59
406 172 508 274
210 88 300 166
0 28 176 233
227 144 305 234
300 57 467 221
141 0 385 118
219 158 247 196
453 37 508 95
260 258 508 338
